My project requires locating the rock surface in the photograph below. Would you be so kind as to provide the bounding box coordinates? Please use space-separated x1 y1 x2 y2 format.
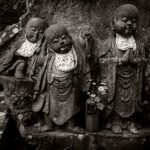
31 0 150 40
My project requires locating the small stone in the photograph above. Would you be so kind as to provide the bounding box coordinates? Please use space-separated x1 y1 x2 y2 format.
18 114 23 120
12 28 19 34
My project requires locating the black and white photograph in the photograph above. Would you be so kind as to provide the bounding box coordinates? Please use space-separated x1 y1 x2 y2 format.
0 0 150 149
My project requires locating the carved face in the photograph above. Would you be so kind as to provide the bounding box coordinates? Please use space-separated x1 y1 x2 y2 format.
113 15 138 37
113 4 139 37
45 25 73 54
25 18 47 43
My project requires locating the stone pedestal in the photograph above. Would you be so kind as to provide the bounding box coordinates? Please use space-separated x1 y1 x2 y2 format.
22 128 150 150
1 116 150 150
0 76 35 126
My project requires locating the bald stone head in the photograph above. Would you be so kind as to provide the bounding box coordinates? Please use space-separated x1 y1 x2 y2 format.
112 4 139 37
45 24 73 54
114 4 139 20
25 17 47 43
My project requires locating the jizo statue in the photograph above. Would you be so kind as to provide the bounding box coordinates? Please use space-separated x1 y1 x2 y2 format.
99 4 147 134
32 24 90 133
0 17 47 79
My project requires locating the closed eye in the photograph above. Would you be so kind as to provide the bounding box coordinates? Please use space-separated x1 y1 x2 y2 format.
39 30 44 34
121 17 127 22
61 34 66 39
31 28 36 32
53 38 59 43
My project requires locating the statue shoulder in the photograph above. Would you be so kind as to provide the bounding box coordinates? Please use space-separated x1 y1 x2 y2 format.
73 39 86 61
73 39 83 51
12 36 25 50
99 36 114 57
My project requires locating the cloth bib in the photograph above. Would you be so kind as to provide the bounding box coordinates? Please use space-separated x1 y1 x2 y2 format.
54 47 77 72
116 33 136 51
16 39 40 57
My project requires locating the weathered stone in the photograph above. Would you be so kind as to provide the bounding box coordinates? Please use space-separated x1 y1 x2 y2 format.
0 1 150 150
0 76 35 127
20 128 150 150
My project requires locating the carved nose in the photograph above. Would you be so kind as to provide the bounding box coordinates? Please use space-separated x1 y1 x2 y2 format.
127 20 132 25
35 31 38 35
60 39 65 45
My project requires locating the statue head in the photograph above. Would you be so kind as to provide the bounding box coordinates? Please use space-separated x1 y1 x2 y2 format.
25 17 47 43
112 4 139 37
45 24 73 54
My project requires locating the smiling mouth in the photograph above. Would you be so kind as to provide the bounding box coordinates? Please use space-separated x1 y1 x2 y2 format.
125 27 133 33
32 34 39 39
60 47 66 51
126 26 132 30
33 36 38 40
60 44 70 51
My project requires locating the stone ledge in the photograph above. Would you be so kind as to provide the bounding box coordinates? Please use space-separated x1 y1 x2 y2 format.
21 128 150 150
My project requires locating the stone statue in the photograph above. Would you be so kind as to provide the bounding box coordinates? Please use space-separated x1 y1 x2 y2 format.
0 17 47 79
99 4 147 134
32 24 90 133
78 27 100 82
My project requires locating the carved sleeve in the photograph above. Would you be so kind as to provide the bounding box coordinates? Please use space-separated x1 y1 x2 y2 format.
99 53 109 85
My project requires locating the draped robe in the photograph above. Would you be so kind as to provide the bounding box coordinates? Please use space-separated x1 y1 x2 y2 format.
99 35 146 118
32 40 91 125
0 36 46 78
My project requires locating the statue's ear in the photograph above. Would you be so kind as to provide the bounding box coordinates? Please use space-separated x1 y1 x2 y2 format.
111 18 115 32
24 26 27 35
69 34 73 44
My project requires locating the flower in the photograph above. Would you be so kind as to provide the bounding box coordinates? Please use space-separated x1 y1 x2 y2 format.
92 82 96 85
12 28 19 34
86 80 107 115
98 85 108 95
90 94 96 98
98 86 105 92
101 90 106 95
100 82 106 86
97 103 104 110
89 79 93 82
87 99 94 104
87 92 91 95
94 96 100 102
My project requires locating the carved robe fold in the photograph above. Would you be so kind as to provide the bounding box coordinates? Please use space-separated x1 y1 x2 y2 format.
99 35 146 118
32 40 91 125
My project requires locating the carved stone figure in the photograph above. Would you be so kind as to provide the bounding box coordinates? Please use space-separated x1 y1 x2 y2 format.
32 24 90 133
0 17 47 79
99 4 147 134
78 27 99 82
